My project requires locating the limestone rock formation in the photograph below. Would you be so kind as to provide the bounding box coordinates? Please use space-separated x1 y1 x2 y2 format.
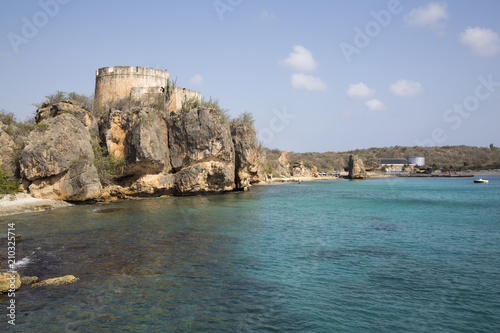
348 154 367 179
174 161 235 194
36 100 98 137
20 114 101 201
0 123 18 180
168 107 234 171
168 107 236 194
127 108 171 174
275 151 291 177
291 161 319 177
0 272 21 293
21 276 40 285
30 275 79 289
231 121 261 189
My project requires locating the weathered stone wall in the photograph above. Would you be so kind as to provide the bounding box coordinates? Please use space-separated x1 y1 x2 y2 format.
95 66 170 106
168 87 202 111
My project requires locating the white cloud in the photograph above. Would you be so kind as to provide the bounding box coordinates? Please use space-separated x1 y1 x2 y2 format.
260 10 278 21
405 2 449 29
459 27 500 58
280 45 318 72
189 74 204 86
389 79 424 97
346 83 376 100
365 99 387 111
291 73 328 91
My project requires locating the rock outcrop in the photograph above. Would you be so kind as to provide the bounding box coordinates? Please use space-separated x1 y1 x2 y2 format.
231 121 261 189
0 272 21 293
20 114 101 201
18 94 263 200
347 154 367 179
291 161 319 177
0 123 18 180
275 151 291 177
168 107 236 194
30 275 79 289
36 100 98 137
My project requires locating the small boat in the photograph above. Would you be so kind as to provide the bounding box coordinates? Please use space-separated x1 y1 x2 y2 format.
474 178 489 184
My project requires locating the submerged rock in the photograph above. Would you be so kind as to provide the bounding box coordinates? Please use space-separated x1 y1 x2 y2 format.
0 272 21 293
21 276 40 285
30 275 79 289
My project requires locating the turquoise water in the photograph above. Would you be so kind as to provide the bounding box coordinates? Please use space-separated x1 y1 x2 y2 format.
2 176 500 332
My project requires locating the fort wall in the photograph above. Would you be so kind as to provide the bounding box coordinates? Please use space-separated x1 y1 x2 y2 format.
95 66 170 106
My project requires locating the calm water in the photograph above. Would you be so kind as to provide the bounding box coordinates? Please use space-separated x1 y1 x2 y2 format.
2 176 500 332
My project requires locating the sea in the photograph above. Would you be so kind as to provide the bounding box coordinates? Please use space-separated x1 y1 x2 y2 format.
1 175 500 332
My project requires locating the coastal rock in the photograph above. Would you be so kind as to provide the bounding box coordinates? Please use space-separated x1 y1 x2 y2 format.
127 108 171 175
35 100 98 137
20 114 101 201
117 172 175 197
348 154 367 179
230 121 261 189
0 122 22 181
174 161 235 194
0 272 21 293
168 107 234 171
105 109 129 160
291 161 319 177
276 151 291 177
30 275 79 289
21 276 40 285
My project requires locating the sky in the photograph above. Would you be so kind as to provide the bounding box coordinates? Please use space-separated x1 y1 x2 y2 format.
1 0 499 152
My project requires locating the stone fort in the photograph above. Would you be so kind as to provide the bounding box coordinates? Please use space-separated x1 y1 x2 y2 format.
94 66 201 111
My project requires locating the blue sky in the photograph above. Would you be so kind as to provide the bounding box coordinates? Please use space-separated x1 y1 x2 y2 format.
1 0 499 152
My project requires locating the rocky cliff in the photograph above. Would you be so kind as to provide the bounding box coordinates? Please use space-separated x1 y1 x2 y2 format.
347 154 367 179
8 99 262 201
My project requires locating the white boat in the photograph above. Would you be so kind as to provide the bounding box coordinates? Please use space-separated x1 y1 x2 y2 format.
474 178 489 184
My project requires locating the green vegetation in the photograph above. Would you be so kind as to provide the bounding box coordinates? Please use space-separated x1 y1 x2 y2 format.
201 97 230 123
34 91 94 111
0 166 19 195
261 145 500 173
231 111 255 127
91 139 125 184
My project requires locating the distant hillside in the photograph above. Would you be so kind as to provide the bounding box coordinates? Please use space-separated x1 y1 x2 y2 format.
261 146 500 173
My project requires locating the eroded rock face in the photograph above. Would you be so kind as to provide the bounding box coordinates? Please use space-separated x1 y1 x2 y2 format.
291 161 319 177
276 151 291 177
0 123 18 180
127 109 171 174
168 107 236 194
20 114 101 201
168 107 234 171
348 154 367 179
36 100 98 137
231 122 261 189
174 161 235 194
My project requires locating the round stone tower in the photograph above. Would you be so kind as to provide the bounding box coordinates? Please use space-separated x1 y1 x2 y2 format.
94 66 170 107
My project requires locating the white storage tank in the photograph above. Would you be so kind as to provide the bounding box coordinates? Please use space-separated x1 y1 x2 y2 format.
407 156 425 166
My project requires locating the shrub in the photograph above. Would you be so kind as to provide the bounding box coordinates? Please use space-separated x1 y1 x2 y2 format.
91 138 125 184
201 97 231 123
0 110 15 126
0 166 19 195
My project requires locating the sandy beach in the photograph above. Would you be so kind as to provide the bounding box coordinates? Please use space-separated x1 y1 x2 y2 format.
0 193 71 217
